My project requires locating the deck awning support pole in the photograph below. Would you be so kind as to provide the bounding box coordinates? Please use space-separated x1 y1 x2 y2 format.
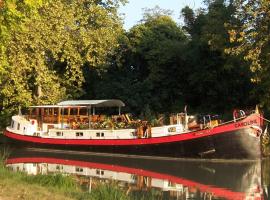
88 106 91 129
118 107 121 115
61 107 64 129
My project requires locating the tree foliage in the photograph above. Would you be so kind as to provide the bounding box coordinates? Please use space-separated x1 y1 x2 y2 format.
226 0 270 109
88 10 188 117
85 0 255 117
180 0 254 112
0 0 125 114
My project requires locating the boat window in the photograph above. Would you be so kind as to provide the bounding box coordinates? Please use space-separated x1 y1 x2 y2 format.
75 167 83 172
63 108 68 115
53 108 58 116
70 108 77 115
56 165 63 170
44 108 49 116
33 108 40 117
11 120 14 128
17 123 20 130
79 108 87 115
168 127 176 132
76 132 83 137
49 108 54 116
56 132 63 136
96 132 100 137
101 132 104 137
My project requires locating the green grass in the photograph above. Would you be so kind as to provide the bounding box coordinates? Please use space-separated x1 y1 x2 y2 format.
0 147 131 200
0 161 166 200
0 163 128 200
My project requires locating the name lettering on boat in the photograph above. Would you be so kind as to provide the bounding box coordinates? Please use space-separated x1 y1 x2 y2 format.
235 119 257 128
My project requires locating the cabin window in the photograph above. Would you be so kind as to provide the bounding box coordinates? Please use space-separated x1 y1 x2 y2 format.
17 123 20 130
56 165 63 170
48 108 52 115
96 132 100 137
76 132 83 137
168 181 174 187
34 108 42 116
44 108 49 116
96 170 104 175
23 127 26 132
76 167 83 172
101 132 104 137
168 127 176 132
53 108 58 116
70 108 77 116
56 132 63 136
11 120 14 128
63 108 68 115
79 108 87 115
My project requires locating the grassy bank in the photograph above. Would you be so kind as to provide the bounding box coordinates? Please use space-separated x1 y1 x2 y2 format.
0 164 132 200
0 162 87 200
0 162 165 200
0 152 160 200
0 165 163 200
0 147 129 200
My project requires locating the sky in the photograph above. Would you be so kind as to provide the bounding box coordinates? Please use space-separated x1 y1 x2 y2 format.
119 0 204 30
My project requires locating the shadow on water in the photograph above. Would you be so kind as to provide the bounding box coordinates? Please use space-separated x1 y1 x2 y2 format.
0 145 268 200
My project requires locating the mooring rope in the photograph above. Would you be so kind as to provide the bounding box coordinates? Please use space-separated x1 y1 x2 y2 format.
259 116 270 123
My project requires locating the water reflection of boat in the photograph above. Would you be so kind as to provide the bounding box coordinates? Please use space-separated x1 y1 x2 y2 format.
4 100 265 159
5 148 267 200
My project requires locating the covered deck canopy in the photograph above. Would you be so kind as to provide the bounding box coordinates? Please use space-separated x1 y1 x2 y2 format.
57 99 125 107
28 100 125 120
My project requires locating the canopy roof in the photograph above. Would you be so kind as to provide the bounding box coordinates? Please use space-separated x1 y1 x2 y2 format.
57 100 125 107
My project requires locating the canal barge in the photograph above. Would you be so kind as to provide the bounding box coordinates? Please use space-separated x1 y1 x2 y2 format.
4 99 264 159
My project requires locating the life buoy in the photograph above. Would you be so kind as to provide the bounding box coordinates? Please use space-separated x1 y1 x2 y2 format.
239 110 245 117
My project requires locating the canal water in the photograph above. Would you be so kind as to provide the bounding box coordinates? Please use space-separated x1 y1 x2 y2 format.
3 147 270 200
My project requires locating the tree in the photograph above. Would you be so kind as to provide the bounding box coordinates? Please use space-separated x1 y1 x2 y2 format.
181 0 254 113
89 9 188 117
0 0 126 123
0 0 45 79
226 0 270 109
